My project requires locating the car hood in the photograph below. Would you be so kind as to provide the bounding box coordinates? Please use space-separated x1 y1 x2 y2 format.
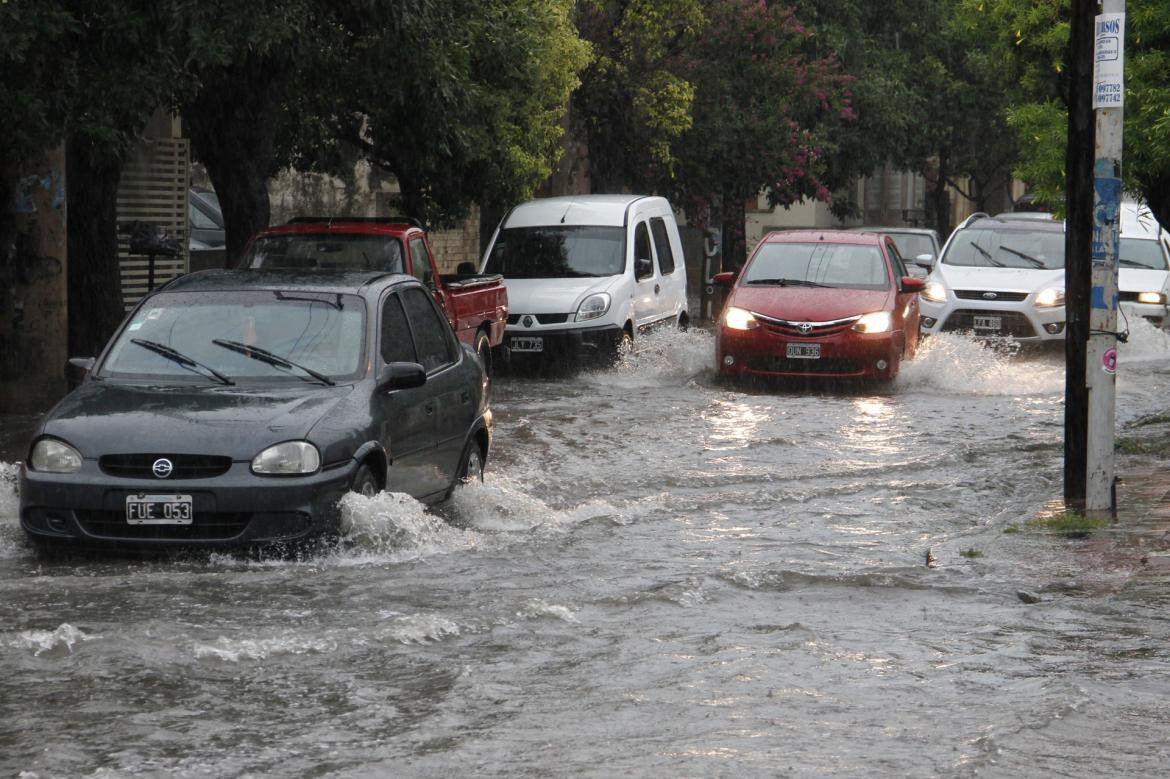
39 381 355 458
730 285 893 321
502 276 620 314
1119 267 1170 294
934 264 1064 292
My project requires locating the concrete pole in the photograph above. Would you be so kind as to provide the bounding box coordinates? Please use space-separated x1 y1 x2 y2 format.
1086 0 1125 514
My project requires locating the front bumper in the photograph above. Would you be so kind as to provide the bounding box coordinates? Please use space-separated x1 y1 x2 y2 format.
1120 300 1169 328
19 458 357 549
717 324 904 381
919 295 1066 340
499 323 625 361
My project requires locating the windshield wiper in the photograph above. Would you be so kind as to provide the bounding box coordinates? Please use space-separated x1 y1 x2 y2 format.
130 339 235 385
744 278 827 287
970 243 1006 267
1119 259 1155 268
212 339 336 386
998 245 1046 268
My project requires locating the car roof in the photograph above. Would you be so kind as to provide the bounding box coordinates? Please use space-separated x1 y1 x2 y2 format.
847 226 938 236
503 195 662 228
965 216 1065 232
161 268 412 295
254 218 422 239
761 229 885 245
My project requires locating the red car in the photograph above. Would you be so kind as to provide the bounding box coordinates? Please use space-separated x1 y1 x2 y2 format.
714 230 925 381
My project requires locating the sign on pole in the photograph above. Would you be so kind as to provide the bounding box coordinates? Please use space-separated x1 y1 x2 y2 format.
1093 13 1125 109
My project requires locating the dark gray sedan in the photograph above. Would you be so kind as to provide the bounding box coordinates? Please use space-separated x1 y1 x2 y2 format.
20 270 491 550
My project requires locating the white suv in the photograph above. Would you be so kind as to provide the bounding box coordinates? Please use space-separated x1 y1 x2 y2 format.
918 214 1067 341
480 195 689 360
1119 200 1170 328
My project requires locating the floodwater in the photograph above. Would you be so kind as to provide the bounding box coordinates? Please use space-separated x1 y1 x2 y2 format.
4 323 1170 777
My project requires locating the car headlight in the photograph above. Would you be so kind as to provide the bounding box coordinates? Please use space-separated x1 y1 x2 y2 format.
723 306 759 331
29 438 82 473
576 292 612 322
852 311 892 334
1136 291 1167 305
921 281 947 303
251 441 321 475
1035 287 1065 307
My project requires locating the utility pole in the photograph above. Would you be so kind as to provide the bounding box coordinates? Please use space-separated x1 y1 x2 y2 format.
1086 0 1125 514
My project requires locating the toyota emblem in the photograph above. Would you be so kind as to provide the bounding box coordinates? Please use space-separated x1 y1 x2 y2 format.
522 315 534 328
982 292 998 300
797 322 814 335
152 458 174 478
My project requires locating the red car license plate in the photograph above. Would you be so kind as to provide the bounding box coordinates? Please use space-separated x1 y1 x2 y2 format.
786 343 821 359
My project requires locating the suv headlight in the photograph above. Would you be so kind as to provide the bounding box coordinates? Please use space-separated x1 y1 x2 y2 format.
1035 287 1065 307
853 311 892 333
252 441 321 475
921 281 947 303
723 306 759 330
1136 291 1167 305
29 438 82 473
576 292 611 322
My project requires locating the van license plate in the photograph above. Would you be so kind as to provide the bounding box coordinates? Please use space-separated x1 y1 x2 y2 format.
126 494 193 525
510 337 543 353
973 315 1001 332
786 343 821 359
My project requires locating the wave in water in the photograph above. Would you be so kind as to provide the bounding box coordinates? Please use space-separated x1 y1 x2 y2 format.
6 623 97 657
896 333 1063 395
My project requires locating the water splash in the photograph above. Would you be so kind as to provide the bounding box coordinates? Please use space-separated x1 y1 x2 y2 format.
336 491 481 563
194 632 339 662
1118 314 1170 364
896 333 1062 395
8 623 96 656
603 326 716 385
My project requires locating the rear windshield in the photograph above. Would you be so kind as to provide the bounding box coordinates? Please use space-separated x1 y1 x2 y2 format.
943 227 1065 270
741 242 890 290
242 234 405 273
484 226 625 278
1120 237 1169 271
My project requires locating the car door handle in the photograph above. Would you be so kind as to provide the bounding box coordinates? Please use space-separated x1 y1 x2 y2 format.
654 284 661 295
425 403 435 415
461 390 470 404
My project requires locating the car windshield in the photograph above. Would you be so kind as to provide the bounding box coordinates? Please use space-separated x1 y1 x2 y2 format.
484 225 625 278
741 242 890 290
101 290 366 383
889 233 935 259
1119 237 1169 270
242 234 405 273
943 227 1065 269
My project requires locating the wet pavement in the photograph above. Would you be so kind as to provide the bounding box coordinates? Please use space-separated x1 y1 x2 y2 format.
4 325 1170 777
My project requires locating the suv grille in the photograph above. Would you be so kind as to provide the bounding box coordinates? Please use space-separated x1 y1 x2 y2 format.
954 290 1029 302
942 309 1036 338
99 454 233 479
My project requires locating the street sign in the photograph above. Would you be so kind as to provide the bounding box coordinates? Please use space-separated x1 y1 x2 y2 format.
1092 12 1125 109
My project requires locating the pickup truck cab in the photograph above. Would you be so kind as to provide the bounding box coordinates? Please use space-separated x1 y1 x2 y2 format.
480 195 689 362
240 218 508 373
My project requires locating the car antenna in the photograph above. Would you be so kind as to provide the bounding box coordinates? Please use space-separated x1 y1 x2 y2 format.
560 198 575 224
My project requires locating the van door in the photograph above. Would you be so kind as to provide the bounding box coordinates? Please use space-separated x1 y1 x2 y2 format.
631 220 661 330
649 215 685 324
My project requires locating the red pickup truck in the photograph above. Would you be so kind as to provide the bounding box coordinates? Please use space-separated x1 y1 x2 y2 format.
239 217 508 372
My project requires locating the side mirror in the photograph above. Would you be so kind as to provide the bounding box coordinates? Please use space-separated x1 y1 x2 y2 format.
914 253 935 269
422 268 435 287
901 277 927 293
377 361 426 392
455 261 476 275
712 271 736 287
635 257 654 279
66 356 96 390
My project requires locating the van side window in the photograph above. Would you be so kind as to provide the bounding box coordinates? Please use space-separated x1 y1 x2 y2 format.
409 237 431 285
380 293 418 364
634 222 654 280
401 287 456 372
649 218 676 275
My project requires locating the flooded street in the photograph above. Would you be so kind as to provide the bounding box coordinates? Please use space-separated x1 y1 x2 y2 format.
4 326 1170 777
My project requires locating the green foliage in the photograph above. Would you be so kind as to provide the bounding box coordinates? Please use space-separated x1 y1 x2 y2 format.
1024 512 1110 537
959 548 984 558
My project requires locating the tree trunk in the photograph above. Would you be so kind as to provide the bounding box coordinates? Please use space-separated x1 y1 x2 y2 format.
721 194 748 273
183 54 293 265
930 152 952 239
1141 175 1170 236
66 137 125 357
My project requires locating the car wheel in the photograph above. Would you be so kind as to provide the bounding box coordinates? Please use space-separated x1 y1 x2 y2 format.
458 442 485 485
616 329 634 360
677 313 689 331
350 463 379 497
473 329 492 396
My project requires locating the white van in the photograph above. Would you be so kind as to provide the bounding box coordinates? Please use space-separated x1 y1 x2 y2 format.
1119 200 1170 328
480 195 689 360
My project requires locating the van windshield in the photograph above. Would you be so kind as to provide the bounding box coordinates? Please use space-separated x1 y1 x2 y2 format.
484 226 625 278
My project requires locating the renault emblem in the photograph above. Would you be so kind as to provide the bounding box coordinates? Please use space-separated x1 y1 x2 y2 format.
522 315 534 328
152 458 174 478
797 322 813 335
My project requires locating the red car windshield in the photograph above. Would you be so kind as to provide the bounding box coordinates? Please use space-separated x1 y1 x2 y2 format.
742 242 890 290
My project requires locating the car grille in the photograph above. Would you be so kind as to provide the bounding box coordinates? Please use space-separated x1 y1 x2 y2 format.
99 454 233 479
941 309 1037 338
757 316 859 338
748 357 862 375
506 313 571 325
953 290 1029 302
75 510 252 540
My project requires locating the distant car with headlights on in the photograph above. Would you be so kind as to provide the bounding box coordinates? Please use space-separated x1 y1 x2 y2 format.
1118 200 1170 328
20 270 491 552
714 230 925 382
917 214 1067 341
